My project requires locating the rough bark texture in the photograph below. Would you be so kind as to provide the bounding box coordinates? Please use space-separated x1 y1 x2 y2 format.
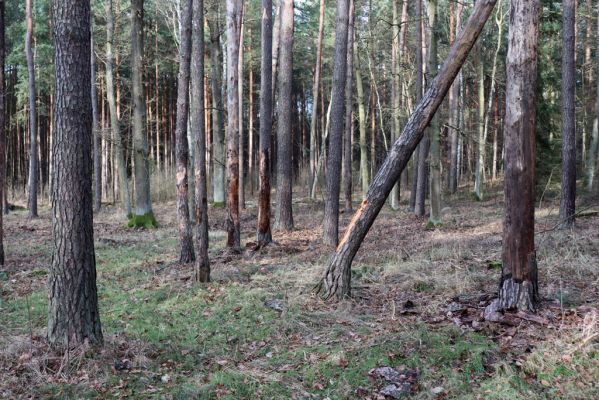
448 1 462 193
208 12 225 205
428 0 441 225
191 0 209 282
175 0 195 262
105 0 131 217
238 7 245 210
498 0 540 312
48 0 103 347
323 0 349 246
390 0 401 210
411 0 424 213
559 0 576 228
131 0 153 218
0 0 5 267
474 52 485 200
343 0 355 213
257 0 273 245
91 30 102 211
26 0 38 217
317 0 498 300
225 0 242 248
274 0 294 231
587 0 599 190
355 44 369 197
310 0 325 190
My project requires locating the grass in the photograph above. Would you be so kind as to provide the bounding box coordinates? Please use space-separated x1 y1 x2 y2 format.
0 188 598 399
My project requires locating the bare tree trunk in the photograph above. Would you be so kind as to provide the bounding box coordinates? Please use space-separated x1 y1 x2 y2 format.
497 0 540 312
91 28 102 212
26 0 38 217
390 0 401 210
191 0 209 282
355 48 369 197
271 0 282 99
225 0 242 248
428 0 441 225
587 0 599 190
323 0 350 246
448 0 463 193
208 6 225 205
131 0 154 221
106 0 131 217
310 0 325 191
248 28 255 195
257 0 273 245
317 0 498 300
238 4 245 210
274 0 294 231
411 0 424 213
48 0 103 347
0 0 5 267
175 0 195 262
560 0 576 228
343 0 355 213
474 49 485 200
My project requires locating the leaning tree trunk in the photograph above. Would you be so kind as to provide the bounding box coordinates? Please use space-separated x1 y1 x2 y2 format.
91 30 102 211
175 0 195 262
317 0 498 300
559 0 576 228
323 0 349 246
309 0 325 190
191 0 209 282
26 0 38 218
257 0 273 245
208 13 225 206
343 0 355 213
0 0 5 267
587 0 599 190
131 0 153 221
497 0 540 312
105 0 131 217
48 0 103 347
225 0 242 248
274 0 294 231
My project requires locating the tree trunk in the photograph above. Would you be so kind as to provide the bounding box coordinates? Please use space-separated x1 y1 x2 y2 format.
411 0 424 214
559 0 576 228
257 0 273 245
474 49 485 200
310 0 325 191
0 0 5 267
48 0 103 347
448 0 463 193
343 0 355 213
390 0 401 210
91 29 101 212
274 0 294 231
323 0 350 246
26 0 38 217
208 9 225 205
225 0 242 248
355 45 369 198
317 0 498 301
497 0 540 312
131 0 153 220
238 5 245 210
248 28 254 195
175 0 195 262
106 0 131 217
428 0 441 225
587 0 599 190
191 0 209 282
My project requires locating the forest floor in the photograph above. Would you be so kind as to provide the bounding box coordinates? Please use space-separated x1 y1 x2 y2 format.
0 183 598 399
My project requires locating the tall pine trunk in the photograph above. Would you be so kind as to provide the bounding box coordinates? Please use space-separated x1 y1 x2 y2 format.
310 0 325 192
26 0 38 217
428 0 441 225
343 0 355 213
91 29 102 211
587 0 599 190
0 0 5 267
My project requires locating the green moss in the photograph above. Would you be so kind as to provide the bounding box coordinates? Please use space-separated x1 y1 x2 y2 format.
211 201 225 208
127 211 158 228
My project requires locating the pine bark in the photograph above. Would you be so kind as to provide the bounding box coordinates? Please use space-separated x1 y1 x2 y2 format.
323 0 350 246
343 0 355 213
175 0 195 262
448 1 463 193
428 0 441 225
257 0 273 245
355 45 369 197
412 0 425 214
587 0 599 190
390 0 401 210
26 0 38 217
191 0 210 282
238 6 245 210
225 0 242 248
498 0 540 312
317 0 499 300
560 0 576 228
310 0 325 190
48 0 103 347
0 0 5 267
131 0 153 217
208 12 225 205
91 29 102 211
274 0 294 231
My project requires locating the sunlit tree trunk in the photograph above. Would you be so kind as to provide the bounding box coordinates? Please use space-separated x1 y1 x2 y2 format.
343 0 355 213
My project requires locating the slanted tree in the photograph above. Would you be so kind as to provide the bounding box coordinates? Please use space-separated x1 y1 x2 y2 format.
257 0 273 245
316 0 499 300
323 0 349 246
175 0 195 262
0 0 5 267
48 0 103 347
559 0 576 228
191 0 209 282
25 0 38 217
497 0 540 312
105 0 131 217
274 0 294 231
130 0 155 226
